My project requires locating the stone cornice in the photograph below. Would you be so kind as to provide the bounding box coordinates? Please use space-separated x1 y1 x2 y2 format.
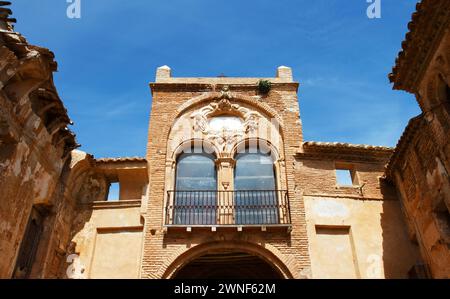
0 1 15 31
389 0 450 93
79 199 143 210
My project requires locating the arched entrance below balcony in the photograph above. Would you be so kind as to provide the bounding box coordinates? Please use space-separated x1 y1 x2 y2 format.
172 250 283 279
163 241 293 279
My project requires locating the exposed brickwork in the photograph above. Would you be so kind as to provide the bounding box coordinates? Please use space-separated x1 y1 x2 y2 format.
296 144 395 200
142 71 311 278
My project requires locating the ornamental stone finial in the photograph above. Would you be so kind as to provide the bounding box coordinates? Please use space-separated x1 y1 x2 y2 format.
155 65 171 82
276 66 293 82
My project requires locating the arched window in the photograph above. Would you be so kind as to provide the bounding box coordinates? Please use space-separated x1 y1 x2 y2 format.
175 152 217 190
234 148 278 224
174 152 217 225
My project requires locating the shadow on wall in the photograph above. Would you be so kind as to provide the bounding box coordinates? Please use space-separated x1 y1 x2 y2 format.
57 154 103 278
380 179 421 278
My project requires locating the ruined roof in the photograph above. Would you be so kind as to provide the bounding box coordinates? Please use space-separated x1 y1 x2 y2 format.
96 157 147 163
385 114 424 180
389 0 450 93
0 2 78 156
302 141 393 152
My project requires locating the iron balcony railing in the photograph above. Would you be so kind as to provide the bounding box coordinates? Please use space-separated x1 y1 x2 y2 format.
165 190 291 226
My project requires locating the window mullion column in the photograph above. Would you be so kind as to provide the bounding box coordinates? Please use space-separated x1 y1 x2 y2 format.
215 157 236 225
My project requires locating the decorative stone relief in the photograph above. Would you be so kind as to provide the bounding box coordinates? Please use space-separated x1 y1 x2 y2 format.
207 130 243 152
190 98 261 153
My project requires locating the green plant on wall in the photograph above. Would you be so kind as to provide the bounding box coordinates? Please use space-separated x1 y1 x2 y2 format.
258 80 271 95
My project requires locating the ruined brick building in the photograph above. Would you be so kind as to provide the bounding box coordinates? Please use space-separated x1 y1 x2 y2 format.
0 0 449 279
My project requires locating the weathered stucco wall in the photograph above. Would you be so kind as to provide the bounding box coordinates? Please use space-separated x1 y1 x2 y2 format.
305 196 418 278
70 206 144 279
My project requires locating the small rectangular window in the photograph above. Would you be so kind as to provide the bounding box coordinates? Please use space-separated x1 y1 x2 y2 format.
335 163 358 187
107 182 120 201
336 169 353 186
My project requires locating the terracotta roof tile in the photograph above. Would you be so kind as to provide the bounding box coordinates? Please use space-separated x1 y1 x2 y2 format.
95 157 147 163
389 0 450 93
302 141 393 152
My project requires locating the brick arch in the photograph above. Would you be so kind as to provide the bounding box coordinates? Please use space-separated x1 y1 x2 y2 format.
160 241 295 279
170 92 286 139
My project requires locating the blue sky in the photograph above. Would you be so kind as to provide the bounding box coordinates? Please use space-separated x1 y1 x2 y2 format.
11 0 420 158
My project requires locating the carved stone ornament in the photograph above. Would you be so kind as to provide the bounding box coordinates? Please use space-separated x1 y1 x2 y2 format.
190 99 262 152
220 85 232 100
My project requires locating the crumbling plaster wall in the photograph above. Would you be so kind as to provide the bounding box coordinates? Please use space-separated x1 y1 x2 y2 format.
0 21 78 278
